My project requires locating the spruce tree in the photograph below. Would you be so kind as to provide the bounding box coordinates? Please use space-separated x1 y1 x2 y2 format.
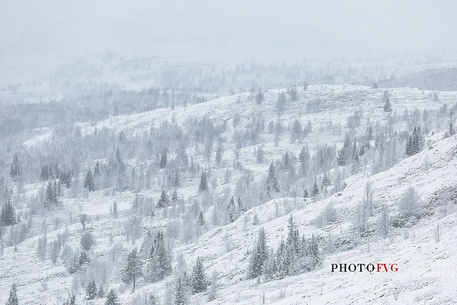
312 182 319 197
94 161 101 176
146 231 172 282
175 278 187 305
122 248 143 291
5 283 18 305
266 163 280 197
160 148 168 169
10 154 21 180
248 228 268 279
199 171 208 192
191 257 208 294
1 199 16 226
105 290 120 305
45 181 58 208
62 294 75 305
227 196 238 223
157 190 169 208
97 285 105 298
86 280 97 300
383 90 392 112
84 169 96 192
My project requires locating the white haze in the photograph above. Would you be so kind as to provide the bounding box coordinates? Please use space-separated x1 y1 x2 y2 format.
1 0 457 83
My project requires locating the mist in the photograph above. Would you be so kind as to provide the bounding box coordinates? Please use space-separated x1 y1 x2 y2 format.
1 0 457 83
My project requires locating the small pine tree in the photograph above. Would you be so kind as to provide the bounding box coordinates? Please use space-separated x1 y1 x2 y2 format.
383 90 392 112
197 211 205 226
157 190 169 208
1 199 16 226
266 163 280 197
105 289 120 305
303 189 309 198
192 257 208 294
97 285 105 298
5 283 19 305
62 294 76 305
122 248 143 291
10 154 21 180
160 148 168 169
227 196 239 223
93 161 101 176
312 182 319 197
255 90 264 104
248 228 268 279
84 169 96 192
199 171 208 192
86 280 97 300
145 231 172 282
175 278 187 305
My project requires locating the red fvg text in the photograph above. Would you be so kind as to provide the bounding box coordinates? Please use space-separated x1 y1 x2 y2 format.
331 263 399 273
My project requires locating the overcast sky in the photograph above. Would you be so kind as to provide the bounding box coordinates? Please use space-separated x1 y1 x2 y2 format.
1 0 457 82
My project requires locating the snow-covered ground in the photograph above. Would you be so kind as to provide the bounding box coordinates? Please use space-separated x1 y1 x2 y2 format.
2 84 457 304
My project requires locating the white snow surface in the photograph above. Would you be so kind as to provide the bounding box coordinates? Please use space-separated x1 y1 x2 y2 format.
3 85 457 304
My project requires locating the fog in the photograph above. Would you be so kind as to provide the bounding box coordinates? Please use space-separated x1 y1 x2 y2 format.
1 0 457 83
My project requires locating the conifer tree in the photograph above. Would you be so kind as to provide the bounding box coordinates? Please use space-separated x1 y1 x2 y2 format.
146 231 172 282
94 161 101 176
312 181 319 197
97 285 105 298
175 278 187 305
227 196 239 223
199 171 208 192
10 154 21 180
197 211 205 226
157 190 169 208
86 280 97 300
122 248 143 291
105 290 120 305
160 148 168 169
1 199 16 226
45 181 58 208
298 146 310 177
383 90 392 112
266 163 280 197
62 294 75 305
255 90 264 104
191 257 208 294
84 169 96 192
5 283 18 305
248 228 268 279
303 189 309 198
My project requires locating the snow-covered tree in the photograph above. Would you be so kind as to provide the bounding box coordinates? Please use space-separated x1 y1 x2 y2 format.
5 283 18 305
248 228 268 279
122 248 143 291
145 231 172 282
199 171 208 192
86 280 97 300
383 90 392 112
266 163 280 197
1 199 16 226
397 187 422 219
84 169 96 192
175 278 187 305
105 289 120 305
191 257 208 294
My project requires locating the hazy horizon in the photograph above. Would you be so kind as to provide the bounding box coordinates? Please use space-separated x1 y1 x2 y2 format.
1 0 457 83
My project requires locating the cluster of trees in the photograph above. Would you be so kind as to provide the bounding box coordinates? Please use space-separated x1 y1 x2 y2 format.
248 216 322 281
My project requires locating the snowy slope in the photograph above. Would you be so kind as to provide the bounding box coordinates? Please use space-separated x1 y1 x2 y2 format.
2 85 457 304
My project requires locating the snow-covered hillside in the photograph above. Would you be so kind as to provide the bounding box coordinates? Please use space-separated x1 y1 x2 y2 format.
1 84 457 305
